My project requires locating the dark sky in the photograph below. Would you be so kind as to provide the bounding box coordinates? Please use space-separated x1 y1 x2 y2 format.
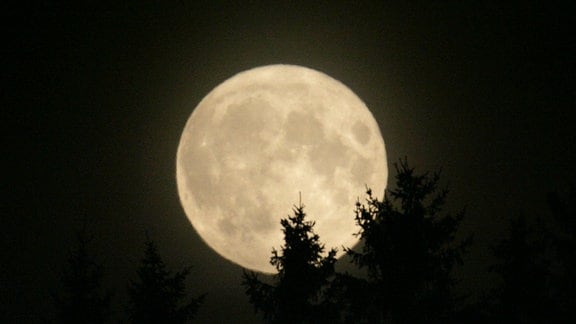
3 1 575 322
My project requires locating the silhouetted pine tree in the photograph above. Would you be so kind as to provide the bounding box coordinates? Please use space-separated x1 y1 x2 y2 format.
243 201 338 324
546 184 576 321
127 236 205 323
488 215 554 323
53 231 112 323
484 184 576 322
344 159 471 323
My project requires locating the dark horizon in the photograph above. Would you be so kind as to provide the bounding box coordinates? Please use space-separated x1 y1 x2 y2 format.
3 1 575 322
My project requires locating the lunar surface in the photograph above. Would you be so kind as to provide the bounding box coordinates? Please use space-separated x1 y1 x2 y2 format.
176 64 387 273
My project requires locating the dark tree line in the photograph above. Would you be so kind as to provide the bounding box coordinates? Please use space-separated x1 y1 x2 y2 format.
244 159 576 323
53 233 205 323
244 159 471 323
485 185 576 322
53 159 576 323
52 231 112 323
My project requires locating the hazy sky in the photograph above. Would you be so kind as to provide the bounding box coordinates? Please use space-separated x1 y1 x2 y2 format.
3 1 575 322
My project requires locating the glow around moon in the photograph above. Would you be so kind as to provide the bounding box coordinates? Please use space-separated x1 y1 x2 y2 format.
176 64 387 273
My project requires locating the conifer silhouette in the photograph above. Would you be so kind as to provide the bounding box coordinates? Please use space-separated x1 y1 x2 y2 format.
343 159 471 322
489 215 553 322
53 231 112 323
546 185 576 321
127 235 205 323
243 200 337 323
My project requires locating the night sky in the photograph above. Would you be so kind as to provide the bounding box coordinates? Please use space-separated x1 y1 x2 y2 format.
3 1 575 322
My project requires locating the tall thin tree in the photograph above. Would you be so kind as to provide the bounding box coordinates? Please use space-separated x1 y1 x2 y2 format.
547 185 576 320
243 200 337 323
53 231 112 323
127 235 205 323
344 158 471 322
489 215 553 322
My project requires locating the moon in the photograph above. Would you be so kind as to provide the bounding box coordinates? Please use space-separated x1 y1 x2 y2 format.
176 64 387 273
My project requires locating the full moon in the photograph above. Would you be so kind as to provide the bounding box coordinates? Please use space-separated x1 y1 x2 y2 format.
176 64 387 273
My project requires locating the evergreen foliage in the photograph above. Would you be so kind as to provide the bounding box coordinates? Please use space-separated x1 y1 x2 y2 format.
53 231 112 323
127 236 205 323
343 158 471 322
243 202 337 323
547 185 576 320
487 185 576 322
489 215 553 322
